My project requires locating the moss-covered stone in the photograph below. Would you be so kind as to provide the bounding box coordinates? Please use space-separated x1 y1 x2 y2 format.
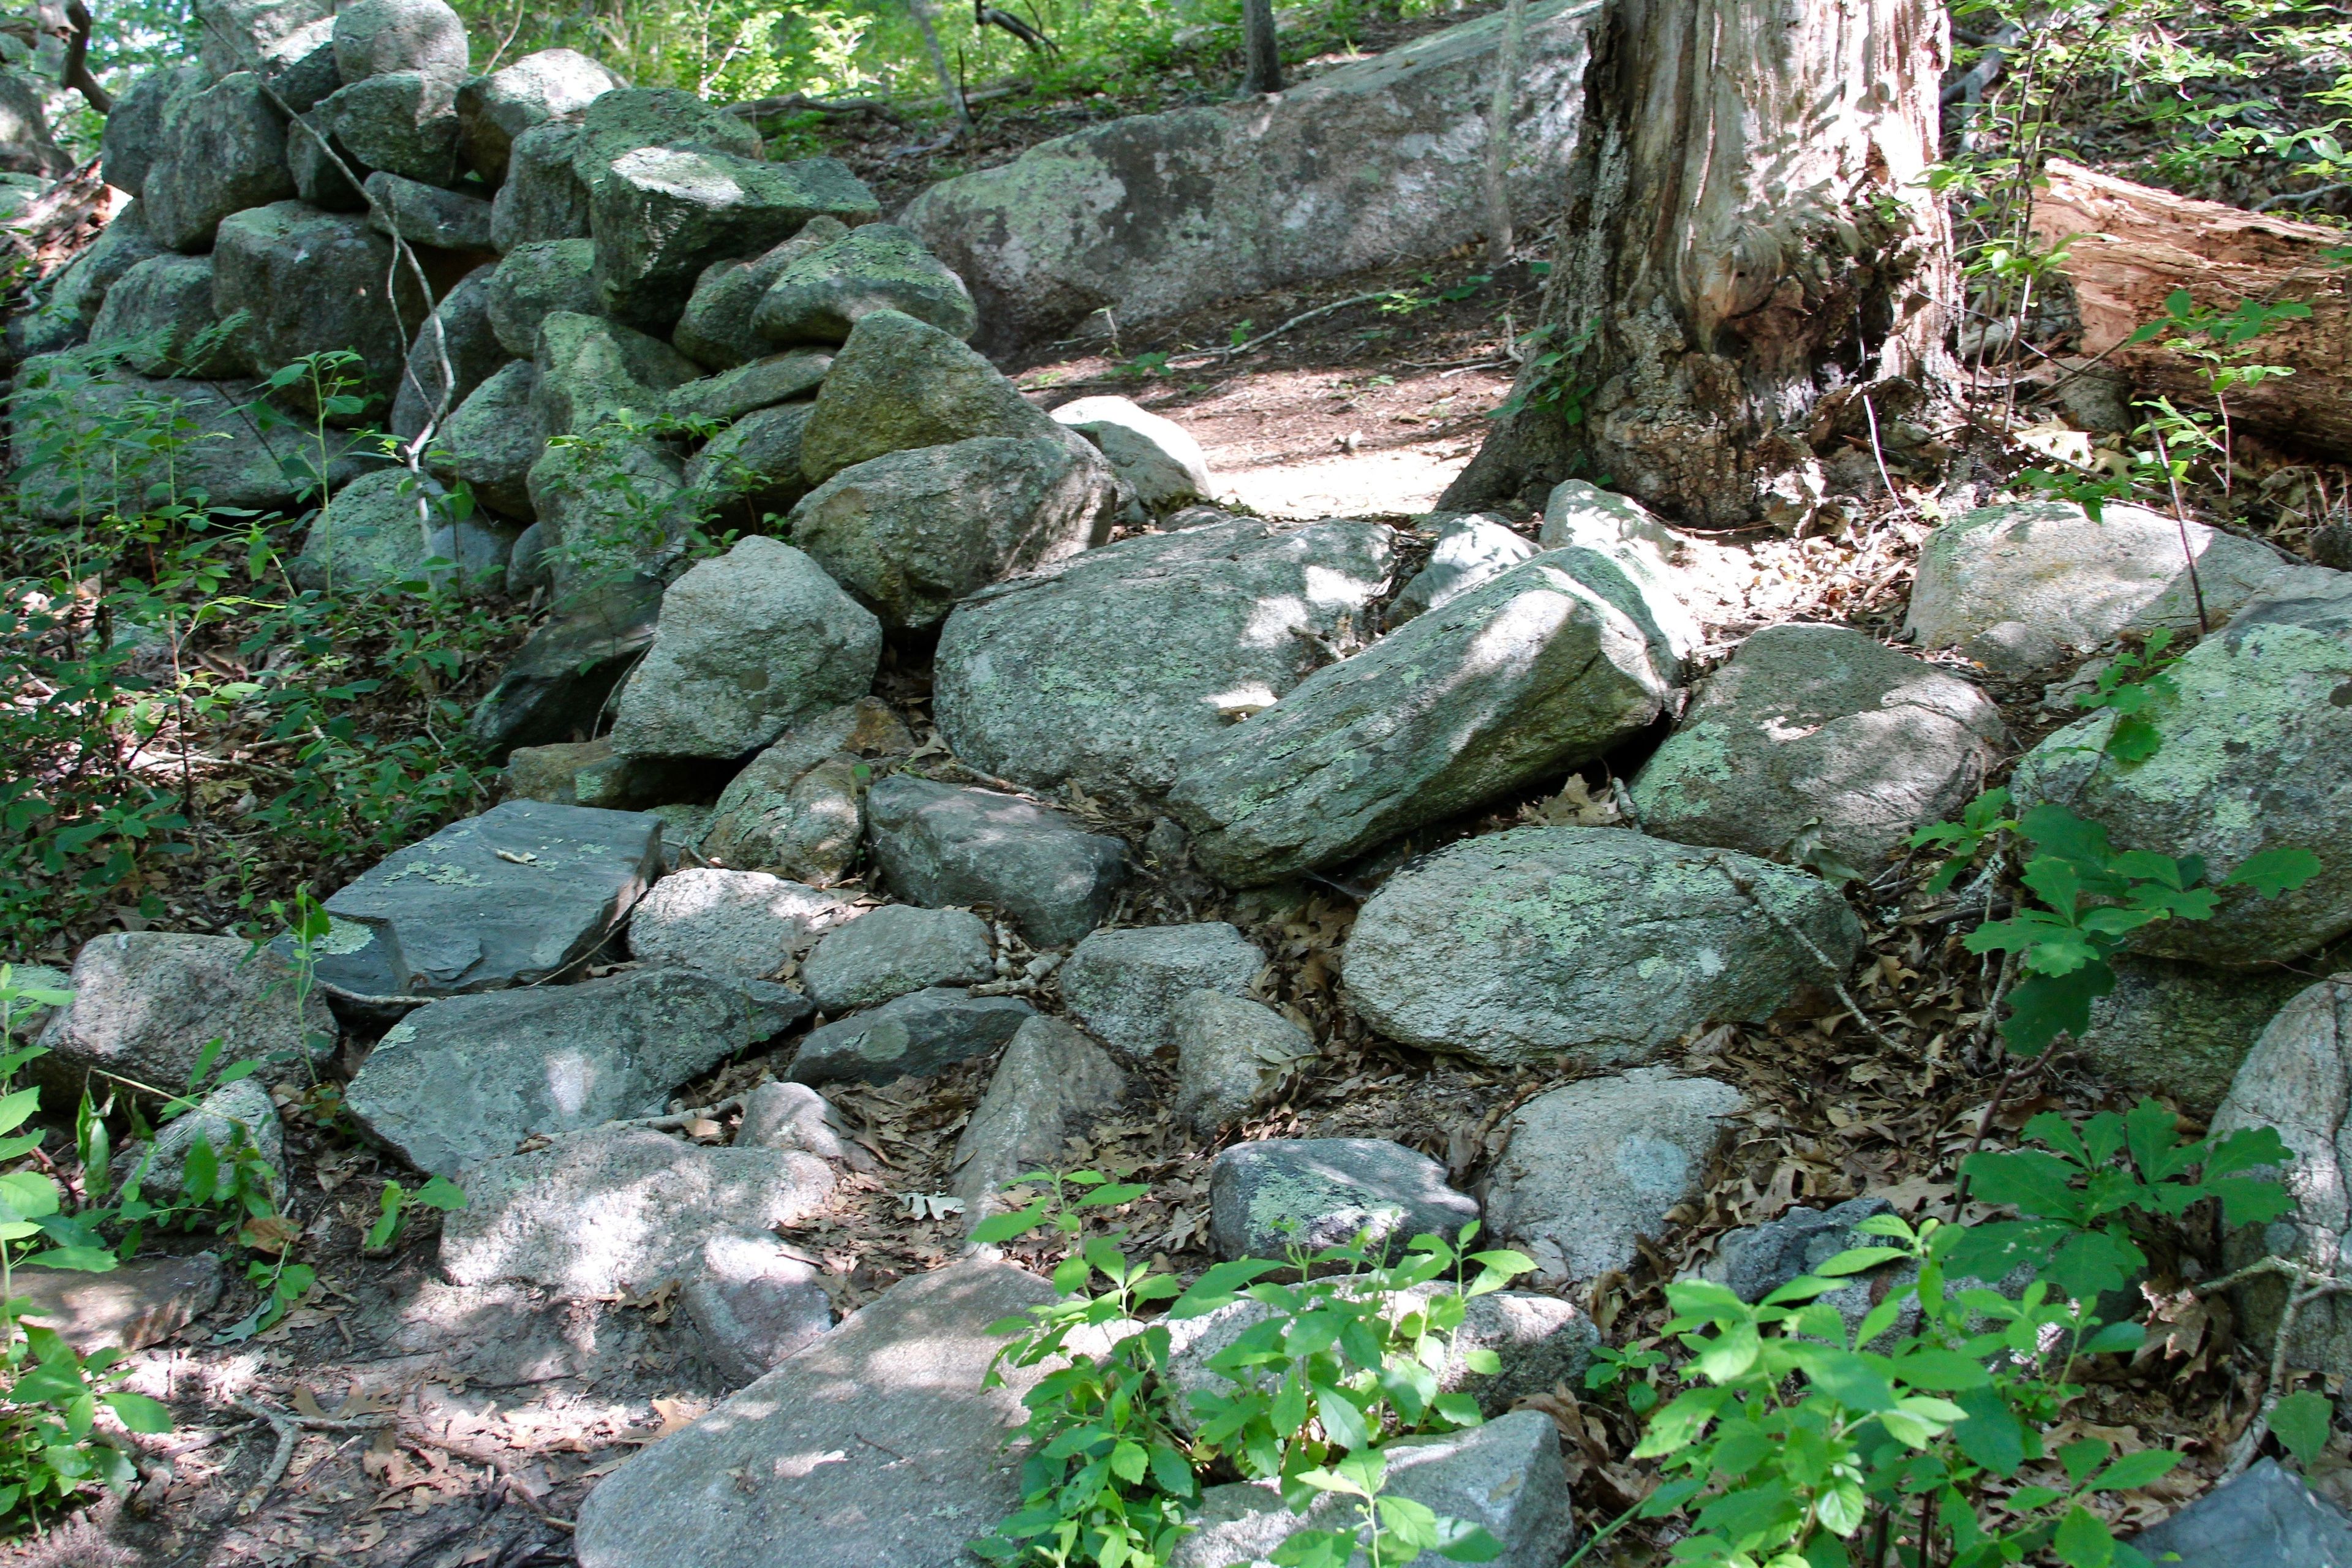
796 308 1061 484
673 217 849 369
751 222 976 345
683 400 815 528
666 349 831 423
428 359 543 518
484 238 599 356
530 309 699 436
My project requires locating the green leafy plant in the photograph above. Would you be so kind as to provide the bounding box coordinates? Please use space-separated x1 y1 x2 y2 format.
365 1175 467 1252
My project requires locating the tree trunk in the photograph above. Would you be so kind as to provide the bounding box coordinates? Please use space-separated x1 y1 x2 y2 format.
1240 0 1282 96
1482 0 1525 270
906 0 972 138
2032 158 2352 462
1442 0 1953 528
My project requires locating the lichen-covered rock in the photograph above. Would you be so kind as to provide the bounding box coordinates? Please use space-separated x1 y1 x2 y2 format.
569 87 761 195
1485 1068 1744 1282
102 64 207 197
2011 572 2352 966
456 47 624 183
699 698 914 886
1209 1138 1479 1260
667 349 832 423
490 121 592 250
141 72 296 252
751 222 976 345
290 468 519 594
484 238 598 356
390 264 508 445
787 435 1119 630
333 0 470 84
797 309 1063 484
1051 395 1210 513
1537 479 1742 654
530 309 699 435
900 0 1594 354
787 987 1034 1087
1060 922 1265 1058
1343 827 1863 1068
684 401 816 527
1905 500 2316 672
627 867 861 979
1630 623 2005 872
801 904 993 1014
213 202 424 417
524 434 695 592
317 69 461 186
609 536 883 762
87 254 241 377
1172 990 1314 1134
39 932 337 1093
673 217 849 369
2073 957 2312 1117
934 515 1396 799
865 774 1128 947
589 149 880 328
364 169 492 249
349 968 810 1176
195 0 330 74
427 358 542 517
1386 512 1536 625
1168 552 1684 884
951 1016 1125 1230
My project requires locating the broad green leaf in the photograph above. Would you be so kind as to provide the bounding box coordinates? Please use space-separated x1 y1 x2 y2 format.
2053 1505 2115 1568
2222 846 2323 897
1894 1349 1991 1392
2002 962 2119 1054
103 1390 172 1434
2269 1390 2334 1466
2058 1438 2113 1483
0 1087 41 1137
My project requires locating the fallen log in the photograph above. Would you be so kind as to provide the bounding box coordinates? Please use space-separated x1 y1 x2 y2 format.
2031 157 2352 459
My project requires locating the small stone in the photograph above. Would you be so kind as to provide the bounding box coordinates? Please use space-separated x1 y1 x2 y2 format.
456 48 624 183
1704 1198 1893 1303
951 1016 1125 1229
1172 990 1314 1134
1060 923 1265 1058
751 222 976 345
2125 1458 2352 1568
1387 512 1537 625
673 217 850 369
800 904 993 1014
628 867 861 981
490 121 592 250
40 932 336 1092
116 1077 286 1200
797 308 1063 485
788 987 1035 1087
684 401 816 527
531 307 699 436
1050 395 1210 512
680 1232 834 1385
484 238 599 356
1485 1068 1744 1283
699 699 914 888
666 349 832 423
736 1080 856 1161
12 1253 225 1355
1209 1138 1479 1262
428 358 543 518
440 1125 834 1296
608 537 883 763
333 0 470 85
864 774 1128 948
364 169 492 249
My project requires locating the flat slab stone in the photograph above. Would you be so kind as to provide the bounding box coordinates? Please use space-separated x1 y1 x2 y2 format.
627 867 861 981
1209 1137 1479 1261
800 904 993 1014
293 800 663 1003
573 1258 1054 1568
348 969 812 1177
865 774 1129 948
787 987 1034 1086
1060 922 1265 1058
13 1252 225 1354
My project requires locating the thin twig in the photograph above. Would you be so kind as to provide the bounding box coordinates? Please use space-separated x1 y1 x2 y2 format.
2190 1256 2352 1478
2149 426 2210 634
1170 290 1398 368
612 1092 748 1132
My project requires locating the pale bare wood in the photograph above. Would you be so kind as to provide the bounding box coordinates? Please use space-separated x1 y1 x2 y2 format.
2032 157 2352 459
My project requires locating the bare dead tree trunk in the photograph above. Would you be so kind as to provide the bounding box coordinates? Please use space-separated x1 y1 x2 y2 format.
905 0 972 138
1482 0 1525 270
1240 0 1281 96
1443 0 1954 527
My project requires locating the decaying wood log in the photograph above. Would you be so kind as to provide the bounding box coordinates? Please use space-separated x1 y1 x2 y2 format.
2032 157 2352 460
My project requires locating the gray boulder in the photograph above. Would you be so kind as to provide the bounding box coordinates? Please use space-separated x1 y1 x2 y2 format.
1170 1410 1575 1568
1061 922 1265 1058
333 0 469 84
951 1015 1125 1230
2011 572 2352 967
456 48 624 183
484 238 598 356
788 435 1118 630
86 254 241 377
1906 500 2315 672
680 1232 833 1386
194 0 330 76
102 64 207 197
2127 1460 2352 1568
317 70 462 186
1537 478 1745 648
39 932 336 1095
935 515 1396 799
290 799 662 1002
800 904 993 1014
465 575 662 753
865 774 1128 948
1387 512 1537 625
1172 990 1314 1134
673 216 850 369
390 263 508 445
364 170 492 249
700 698 916 886
117 1077 287 1201
213 202 423 415
1703 1197 1893 1303
608 537 883 763
736 1080 860 1162
1343 827 1863 1069
532 307 700 435
684 401 816 527
797 307 1063 484
1630 623 2005 872
2072 957 2310 1117
589 149 880 328
1485 1068 1744 1283
1167 552 1684 884
1051 394 1210 512
787 987 1034 1087
751 221 975 345
141 72 296 252
1209 1137 1479 1261
9 205 168 359
489 121 592 249
570 86 761 195
290 468 519 594
902 0 1595 354
348 967 810 1177
628 867 861 981
570 1259 1054 1568
665 349 832 423
440 1125 834 1296
426 358 542 517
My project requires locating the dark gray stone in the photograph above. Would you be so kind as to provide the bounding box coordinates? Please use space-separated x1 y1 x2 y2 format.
801 904 992 1014
2073 957 2310 1117
333 0 470 85
213 201 424 417
141 72 296 252
466 576 663 755
952 1015 1125 1231
1209 1137 1479 1261
751 221 974 345
1709 1198 1893 1303
261 15 342 111
365 169 493 249
673 217 850 369
390 262 508 443
456 48 624 183
865 774 1128 948
2127 1460 2352 1567
87 254 241 377
1172 990 1314 1135
1060 922 1265 1058
698 698 915 888
489 121 592 250
287 99 368 210
484 237 598 356
787 988 1035 1087
426 357 541 516
290 799 663 1001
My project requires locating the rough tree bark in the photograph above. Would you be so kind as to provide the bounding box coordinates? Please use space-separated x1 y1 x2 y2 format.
1442 0 1953 528
1240 0 1282 96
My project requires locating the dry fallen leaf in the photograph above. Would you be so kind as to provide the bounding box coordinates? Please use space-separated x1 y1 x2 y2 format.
650 1396 709 1439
